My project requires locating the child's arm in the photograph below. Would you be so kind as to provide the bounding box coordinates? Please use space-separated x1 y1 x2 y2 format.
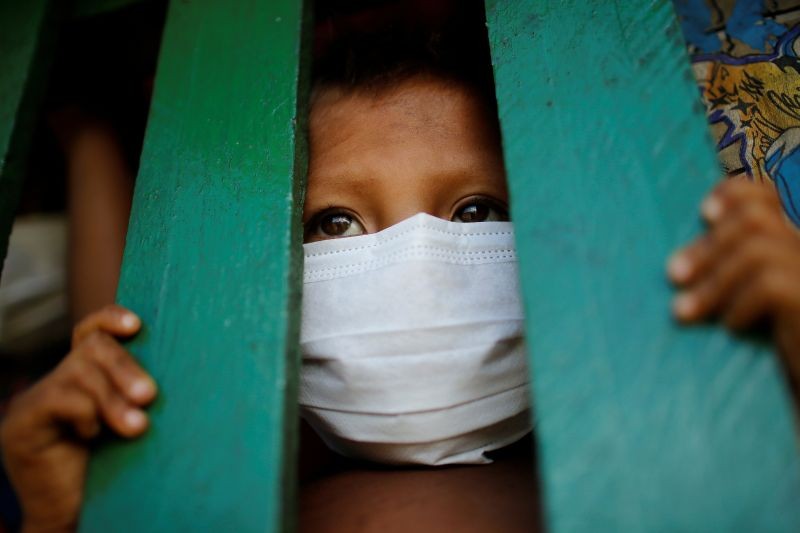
0 305 155 532
668 178 800 389
49 108 135 324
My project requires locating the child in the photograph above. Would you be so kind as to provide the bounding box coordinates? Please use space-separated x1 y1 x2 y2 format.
3 14 800 533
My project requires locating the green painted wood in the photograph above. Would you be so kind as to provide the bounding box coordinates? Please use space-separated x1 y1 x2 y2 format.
78 1 310 531
0 0 62 276
485 1 800 531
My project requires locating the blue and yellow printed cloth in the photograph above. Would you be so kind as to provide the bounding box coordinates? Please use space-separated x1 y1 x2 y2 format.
675 0 800 224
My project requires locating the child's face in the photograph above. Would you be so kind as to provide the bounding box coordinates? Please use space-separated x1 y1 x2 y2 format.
304 76 509 242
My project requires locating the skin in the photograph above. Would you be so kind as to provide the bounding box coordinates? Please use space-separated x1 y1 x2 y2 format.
298 78 537 532
65 128 133 324
2 76 800 532
303 77 509 240
668 177 800 391
0 305 153 533
299 444 541 533
50 109 134 324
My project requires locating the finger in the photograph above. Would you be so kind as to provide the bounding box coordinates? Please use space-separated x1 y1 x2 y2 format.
775 314 800 381
54 389 102 441
668 235 712 286
59 357 148 438
78 331 157 405
72 304 141 347
4 383 101 451
672 238 788 322
702 178 782 225
669 202 787 286
721 269 794 331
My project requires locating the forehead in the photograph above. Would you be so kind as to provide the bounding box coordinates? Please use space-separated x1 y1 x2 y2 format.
307 77 502 184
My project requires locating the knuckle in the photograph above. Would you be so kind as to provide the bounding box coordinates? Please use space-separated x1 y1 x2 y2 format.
740 207 773 234
82 332 113 363
724 179 776 209
758 270 785 302
73 313 99 340
56 387 96 422
727 179 749 194
103 393 127 415
97 399 129 432
74 314 94 333
71 364 105 397
749 182 781 208
700 277 720 307
72 305 124 345
57 358 83 384
99 340 132 373
60 346 86 370
686 236 709 259
735 177 760 190
696 237 718 266
39 380 66 406
718 178 749 199
737 239 769 266
717 177 739 193
85 329 107 346
66 394 92 421
76 392 99 417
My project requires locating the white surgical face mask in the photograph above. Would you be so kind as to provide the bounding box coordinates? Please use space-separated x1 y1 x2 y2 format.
299 212 531 465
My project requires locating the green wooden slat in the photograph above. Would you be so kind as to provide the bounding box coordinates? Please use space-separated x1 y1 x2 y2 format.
486 1 800 532
79 1 310 531
0 0 62 275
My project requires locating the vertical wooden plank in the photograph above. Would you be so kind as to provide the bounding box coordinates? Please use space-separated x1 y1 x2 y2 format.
486 1 800 532
78 1 310 531
0 0 62 275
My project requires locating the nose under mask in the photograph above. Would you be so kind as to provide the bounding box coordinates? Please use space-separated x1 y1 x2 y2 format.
300 212 531 465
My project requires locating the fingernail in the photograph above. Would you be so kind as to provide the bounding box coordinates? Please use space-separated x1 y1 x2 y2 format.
673 293 697 319
701 196 724 221
130 378 155 401
121 312 140 329
124 409 147 430
668 253 692 282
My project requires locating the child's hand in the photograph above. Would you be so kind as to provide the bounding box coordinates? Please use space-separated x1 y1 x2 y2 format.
0 305 155 532
668 178 800 382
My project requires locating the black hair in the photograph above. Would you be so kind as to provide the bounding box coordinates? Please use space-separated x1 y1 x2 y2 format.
311 1 498 116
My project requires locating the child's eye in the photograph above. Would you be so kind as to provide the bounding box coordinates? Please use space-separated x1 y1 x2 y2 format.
306 210 366 240
452 197 509 223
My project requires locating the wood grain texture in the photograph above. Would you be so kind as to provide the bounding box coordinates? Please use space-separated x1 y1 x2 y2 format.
485 1 800 531
78 1 310 531
0 0 62 275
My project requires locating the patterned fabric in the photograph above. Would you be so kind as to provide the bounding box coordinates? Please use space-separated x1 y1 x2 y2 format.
674 0 800 224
